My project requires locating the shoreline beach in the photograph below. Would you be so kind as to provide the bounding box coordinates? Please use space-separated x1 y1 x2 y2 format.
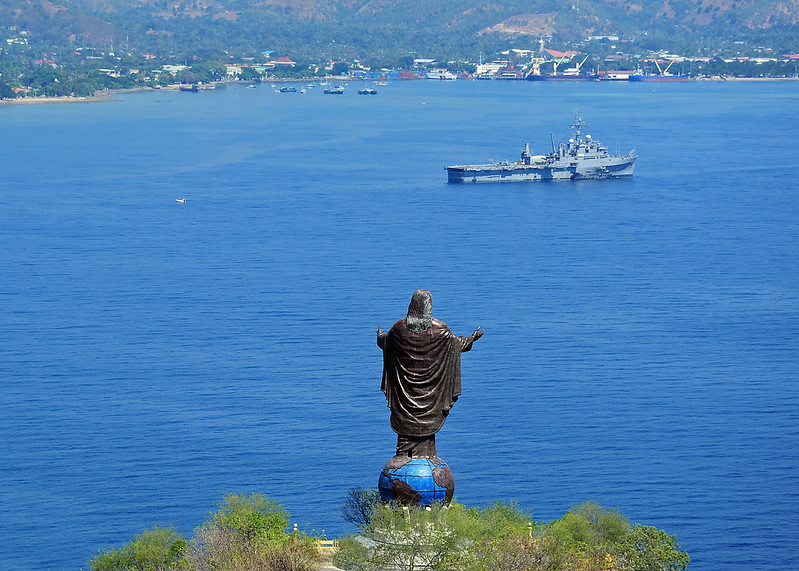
1 76 797 107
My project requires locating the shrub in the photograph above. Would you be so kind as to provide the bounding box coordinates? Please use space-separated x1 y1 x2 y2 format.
340 487 382 529
187 493 319 571
335 497 689 571
335 500 534 571
618 524 691 571
202 493 290 547
538 502 690 570
89 525 188 571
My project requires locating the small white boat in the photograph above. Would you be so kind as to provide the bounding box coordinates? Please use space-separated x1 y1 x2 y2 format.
175 198 186 203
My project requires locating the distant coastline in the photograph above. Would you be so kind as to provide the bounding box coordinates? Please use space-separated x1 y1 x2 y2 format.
0 93 113 106
0 84 205 106
0 90 125 106
722 76 799 81
1 76 796 107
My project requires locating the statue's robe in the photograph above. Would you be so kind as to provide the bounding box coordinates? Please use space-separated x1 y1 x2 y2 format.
378 318 475 438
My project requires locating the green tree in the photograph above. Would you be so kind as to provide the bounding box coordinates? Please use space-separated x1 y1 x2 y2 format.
89 525 188 571
335 499 689 571
331 62 350 76
335 502 463 571
620 524 691 571
238 66 262 82
547 501 630 547
156 71 174 87
204 493 290 547
537 502 689 571
175 69 196 85
190 60 226 83
187 493 319 571
340 487 382 529
0 81 16 99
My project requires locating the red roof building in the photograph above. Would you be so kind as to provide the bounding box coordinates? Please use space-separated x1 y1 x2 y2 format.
271 56 296 66
544 49 581 60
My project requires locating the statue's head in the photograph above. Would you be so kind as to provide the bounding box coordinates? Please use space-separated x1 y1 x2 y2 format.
406 289 433 332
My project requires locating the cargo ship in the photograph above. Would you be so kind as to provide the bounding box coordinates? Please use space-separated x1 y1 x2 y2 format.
445 113 637 183
526 52 596 81
629 60 689 82
628 72 689 82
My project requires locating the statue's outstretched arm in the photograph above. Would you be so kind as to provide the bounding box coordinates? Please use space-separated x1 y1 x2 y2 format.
460 327 483 352
377 325 386 348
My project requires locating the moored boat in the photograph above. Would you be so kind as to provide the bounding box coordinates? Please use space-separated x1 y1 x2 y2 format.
543 71 597 81
426 70 458 80
629 60 689 81
628 73 690 82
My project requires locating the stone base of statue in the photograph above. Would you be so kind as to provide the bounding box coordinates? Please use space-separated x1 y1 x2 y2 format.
378 456 454 506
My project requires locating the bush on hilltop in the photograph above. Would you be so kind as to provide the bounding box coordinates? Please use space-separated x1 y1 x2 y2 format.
89 525 188 571
334 499 689 571
88 493 688 570
88 493 320 571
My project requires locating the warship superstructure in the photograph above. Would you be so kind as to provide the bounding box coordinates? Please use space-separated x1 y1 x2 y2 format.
446 113 637 183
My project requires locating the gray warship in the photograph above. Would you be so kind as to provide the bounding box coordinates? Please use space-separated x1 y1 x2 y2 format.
446 113 637 183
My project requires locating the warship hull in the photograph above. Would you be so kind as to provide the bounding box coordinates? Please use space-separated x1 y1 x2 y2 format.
629 74 689 82
446 157 635 183
446 112 637 184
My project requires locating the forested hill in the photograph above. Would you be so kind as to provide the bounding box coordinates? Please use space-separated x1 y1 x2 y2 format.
2 0 797 60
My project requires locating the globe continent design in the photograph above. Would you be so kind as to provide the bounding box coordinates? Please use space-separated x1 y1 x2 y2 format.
378 457 455 506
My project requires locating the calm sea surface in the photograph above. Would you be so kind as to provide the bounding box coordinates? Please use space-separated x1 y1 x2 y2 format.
1 79 797 569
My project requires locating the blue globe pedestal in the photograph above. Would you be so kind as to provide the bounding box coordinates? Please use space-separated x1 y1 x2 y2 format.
378 456 455 506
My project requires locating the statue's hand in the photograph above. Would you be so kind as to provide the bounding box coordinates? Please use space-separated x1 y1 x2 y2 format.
472 327 484 341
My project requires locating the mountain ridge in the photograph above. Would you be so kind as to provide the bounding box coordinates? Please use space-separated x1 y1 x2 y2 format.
1 0 797 59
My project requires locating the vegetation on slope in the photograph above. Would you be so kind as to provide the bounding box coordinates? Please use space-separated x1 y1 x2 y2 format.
1 0 797 61
88 490 689 571
1 1 796 99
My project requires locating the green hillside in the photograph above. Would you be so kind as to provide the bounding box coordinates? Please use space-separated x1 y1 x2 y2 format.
1 0 797 61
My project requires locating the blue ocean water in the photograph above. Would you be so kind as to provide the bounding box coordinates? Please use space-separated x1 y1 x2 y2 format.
1 79 797 569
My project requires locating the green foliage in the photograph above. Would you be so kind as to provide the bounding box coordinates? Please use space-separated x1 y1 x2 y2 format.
188 529 318 571
88 492 689 571
89 525 188 571
335 502 465 571
465 500 534 539
547 501 630 547
202 493 290 547
237 66 262 81
331 62 350 76
187 493 320 570
189 61 227 83
89 494 321 571
3 0 797 71
0 81 16 99
534 502 690 571
620 525 691 571
1 0 798 97
334 500 534 570
335 498 689 571
340 487 382 529
445 501 536 571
